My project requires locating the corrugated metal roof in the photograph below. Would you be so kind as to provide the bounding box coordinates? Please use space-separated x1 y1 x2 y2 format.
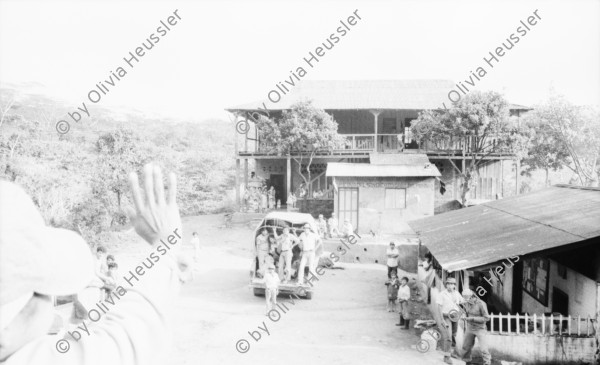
408 185 600 272
226 80 530 111
263 212 316 224
327 162 441 177
369 153 432 165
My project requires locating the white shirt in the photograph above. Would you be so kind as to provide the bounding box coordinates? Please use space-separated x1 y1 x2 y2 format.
264 271 280 289
398 284 411 301
190 236 200 248
256 234 269 251
341 222 354 236
386 247 399 267
438 289 462 314
299 231 319 251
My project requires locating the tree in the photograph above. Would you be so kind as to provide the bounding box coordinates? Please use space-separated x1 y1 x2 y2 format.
256 101 345 197
520 115 570 186
412 91 528 206
524 94 600 187
94 129 147 227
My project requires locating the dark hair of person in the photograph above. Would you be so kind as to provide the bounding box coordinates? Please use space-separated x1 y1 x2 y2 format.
96 246 107 253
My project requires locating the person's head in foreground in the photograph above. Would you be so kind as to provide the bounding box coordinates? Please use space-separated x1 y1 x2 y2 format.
267 264 276 274
106 254 115 265
282 227 290 235
0 181 95 361
445 277 457 291
261 228 268 237
400 277 409 285
318 214 324 219
303 224 311 232
0 163 187 364
95 245 107 260
391 273 397 280
389 242 395 249
462 288 477 304
108 262 119 272
192 232 198 237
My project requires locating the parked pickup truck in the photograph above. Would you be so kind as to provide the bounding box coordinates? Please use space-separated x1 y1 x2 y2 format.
249 212 323 300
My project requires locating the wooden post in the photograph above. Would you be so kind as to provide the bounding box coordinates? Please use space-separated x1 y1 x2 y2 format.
595 283 600 364
370 110 382 153
452 160 457 200
235 160 240 206
501 160 504 198
286 156 291 202
233 114 240 207
515 160 520 196
244 159 248 194
461 158 466 202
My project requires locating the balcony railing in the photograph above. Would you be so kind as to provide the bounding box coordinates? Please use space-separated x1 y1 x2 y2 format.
249 134 507 155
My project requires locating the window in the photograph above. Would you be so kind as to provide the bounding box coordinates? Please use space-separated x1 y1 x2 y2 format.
385 188 406 209
522 258 549 306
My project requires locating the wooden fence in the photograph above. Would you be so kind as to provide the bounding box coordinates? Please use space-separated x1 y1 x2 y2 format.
489 313 596 337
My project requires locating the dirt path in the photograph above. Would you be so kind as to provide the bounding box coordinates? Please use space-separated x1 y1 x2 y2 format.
112 215 446 365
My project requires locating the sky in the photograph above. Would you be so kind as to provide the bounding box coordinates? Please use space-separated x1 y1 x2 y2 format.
0 0 599 123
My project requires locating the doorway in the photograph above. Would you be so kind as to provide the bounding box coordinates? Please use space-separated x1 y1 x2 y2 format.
551 287 568 316
338 187 358 230
269 174 285 206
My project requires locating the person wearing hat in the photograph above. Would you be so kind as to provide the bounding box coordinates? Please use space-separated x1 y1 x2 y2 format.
272 227 299 283
264 263 280 313
452 288 491 365
437 276 464 364
255 228 270 278
0 163 189 364
316 214 328 239
297 224 321 284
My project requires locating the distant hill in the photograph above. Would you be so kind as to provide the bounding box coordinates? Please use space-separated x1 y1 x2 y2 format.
0 86 236 245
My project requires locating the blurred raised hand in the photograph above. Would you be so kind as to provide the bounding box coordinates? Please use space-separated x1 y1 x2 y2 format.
126 163 182 246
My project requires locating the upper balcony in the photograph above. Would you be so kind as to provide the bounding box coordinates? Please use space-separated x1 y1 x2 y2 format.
238 133 514 160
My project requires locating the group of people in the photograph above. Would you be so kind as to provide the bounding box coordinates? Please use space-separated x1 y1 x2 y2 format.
243 185 278 213
437 277 491 365
315 213 354 239
255 224 322 283
92 246 120 299
384 242 412 330
257 224 322 313
285 183 335 209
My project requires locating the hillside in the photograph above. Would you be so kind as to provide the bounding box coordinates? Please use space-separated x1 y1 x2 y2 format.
0 87 236 245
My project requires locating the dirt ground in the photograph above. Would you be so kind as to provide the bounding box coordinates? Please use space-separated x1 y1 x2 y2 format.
110 214 450 365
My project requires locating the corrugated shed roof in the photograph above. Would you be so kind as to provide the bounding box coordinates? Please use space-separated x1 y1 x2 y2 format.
327 162 441 177
408 185 600 272
226 80 530 111
369 153 432 165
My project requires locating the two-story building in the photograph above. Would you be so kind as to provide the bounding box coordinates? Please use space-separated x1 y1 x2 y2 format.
227 80 530 234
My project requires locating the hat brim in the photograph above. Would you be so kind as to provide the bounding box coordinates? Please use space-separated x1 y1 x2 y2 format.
2 227 95 305
35 228 96 296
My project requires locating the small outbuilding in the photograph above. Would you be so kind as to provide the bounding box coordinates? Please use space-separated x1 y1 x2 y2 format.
409 184 600 364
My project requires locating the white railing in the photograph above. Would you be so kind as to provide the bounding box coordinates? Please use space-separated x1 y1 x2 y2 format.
489 313 596 337
341 134 375 150
252 134 505 154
